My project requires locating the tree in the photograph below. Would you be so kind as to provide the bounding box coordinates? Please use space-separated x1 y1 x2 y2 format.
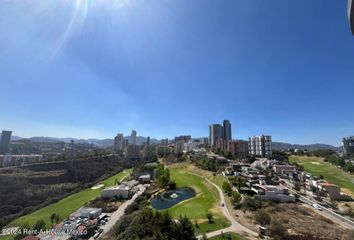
242 197 260 211
34 219 46 232
55 214 60 224
254 209 271 226
235 177 246 191
230 191 242 209
266 220 289 240
155 164 171 188
178 215 195 239
272 150 289 162
222 181 232 194
206 212 214 223
50 213 57 227
167 180 176 190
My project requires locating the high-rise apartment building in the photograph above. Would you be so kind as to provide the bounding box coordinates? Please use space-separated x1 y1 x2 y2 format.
126 145 141 160
123 139 129 149
223 120 232 142
174 140 186 154
228 140 249 159
174 135 191 143
114 133 124 152
130 130 137 146
209 124 223 146
0 130 12 155
342 136 354 156
249 135 272 158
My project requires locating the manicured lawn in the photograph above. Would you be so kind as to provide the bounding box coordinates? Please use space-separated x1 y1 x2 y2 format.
289 155 354 196
194 218 231 236
6 169 132 229
209 232 246 240
166 167 230 235
168 168 220 219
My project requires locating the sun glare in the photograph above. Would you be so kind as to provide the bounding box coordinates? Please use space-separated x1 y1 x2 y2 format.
50 0 135 58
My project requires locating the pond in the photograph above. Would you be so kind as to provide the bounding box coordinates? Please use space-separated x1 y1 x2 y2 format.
151 188 196 210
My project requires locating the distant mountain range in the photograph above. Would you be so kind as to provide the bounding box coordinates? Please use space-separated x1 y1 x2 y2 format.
272 142 339 151
0 133 340 150
3 135 160 147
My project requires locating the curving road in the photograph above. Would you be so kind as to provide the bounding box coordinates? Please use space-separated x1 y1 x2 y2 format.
185 172 258 239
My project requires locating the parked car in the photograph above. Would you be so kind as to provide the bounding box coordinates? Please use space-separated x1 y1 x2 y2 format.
93 232 100 239
312 203 322 211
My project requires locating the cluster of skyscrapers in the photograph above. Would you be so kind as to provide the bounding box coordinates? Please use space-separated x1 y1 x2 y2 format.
209 120 232 146
209 120 272 158
113 130 155 160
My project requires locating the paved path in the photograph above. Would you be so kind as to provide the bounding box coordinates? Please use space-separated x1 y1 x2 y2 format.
102 186 145 234
100 180 146 238
101 185 146 237
185 172 258 239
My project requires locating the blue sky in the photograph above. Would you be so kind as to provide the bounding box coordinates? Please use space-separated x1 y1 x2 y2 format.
0 0 353 145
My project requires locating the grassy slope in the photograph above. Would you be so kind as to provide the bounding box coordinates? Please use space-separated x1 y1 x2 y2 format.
5 169 132 229
289 155 354 196
166 164 230 235
209 232 246 240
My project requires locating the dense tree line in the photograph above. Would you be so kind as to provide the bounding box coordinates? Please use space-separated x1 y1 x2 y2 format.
272 150 289 162
192 157 220 172
310 149 354 174
155 164 176 189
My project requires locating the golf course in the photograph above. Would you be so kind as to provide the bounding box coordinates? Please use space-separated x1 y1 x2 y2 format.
167 164 230 235
5 169 132 230
289 155 354 197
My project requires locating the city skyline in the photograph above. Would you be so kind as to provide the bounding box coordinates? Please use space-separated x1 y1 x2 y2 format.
1 1 354 145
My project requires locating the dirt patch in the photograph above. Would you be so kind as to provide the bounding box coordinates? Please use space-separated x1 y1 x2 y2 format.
311 162 321 165
228 202 353 239
268 203 352 240
340 188 354 198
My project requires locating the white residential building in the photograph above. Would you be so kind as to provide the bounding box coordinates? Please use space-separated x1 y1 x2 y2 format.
101 185 131 199
253 181 295 203
249 135 272 158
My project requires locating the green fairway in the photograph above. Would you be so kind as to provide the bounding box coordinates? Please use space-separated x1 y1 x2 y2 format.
6 169 132 229
168 168 220 218
289 156 354 196
166 167 230 235
194 218 231 236
209 232 246 240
